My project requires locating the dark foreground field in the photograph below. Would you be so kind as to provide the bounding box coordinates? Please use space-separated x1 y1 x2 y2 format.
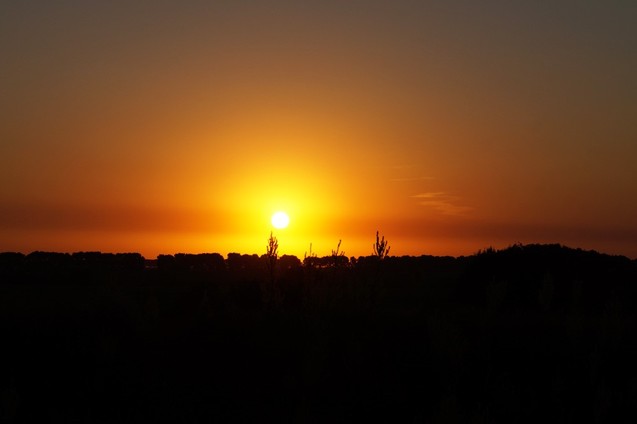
1 244 636 422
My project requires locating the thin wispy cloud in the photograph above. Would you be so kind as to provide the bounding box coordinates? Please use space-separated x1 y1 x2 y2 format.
411 192 473 216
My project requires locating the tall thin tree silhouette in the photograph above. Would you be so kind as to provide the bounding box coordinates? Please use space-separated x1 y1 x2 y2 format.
373 231 391 259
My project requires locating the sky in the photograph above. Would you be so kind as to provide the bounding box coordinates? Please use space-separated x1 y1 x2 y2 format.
1 1 636 259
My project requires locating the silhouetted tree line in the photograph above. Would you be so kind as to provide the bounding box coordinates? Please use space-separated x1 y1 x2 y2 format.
0 244 636 422
0 251 145 286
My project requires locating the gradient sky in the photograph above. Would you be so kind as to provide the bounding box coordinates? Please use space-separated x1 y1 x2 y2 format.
2 1 636 258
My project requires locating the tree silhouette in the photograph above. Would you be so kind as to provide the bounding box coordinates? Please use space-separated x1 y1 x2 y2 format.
265 231 278 281
263 231 281 309
372 231 391 259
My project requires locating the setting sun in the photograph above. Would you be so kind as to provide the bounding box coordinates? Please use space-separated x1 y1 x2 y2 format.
1 1 636 260
271 211 290 229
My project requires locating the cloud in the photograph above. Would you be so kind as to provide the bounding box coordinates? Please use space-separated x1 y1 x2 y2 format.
411 192 473 216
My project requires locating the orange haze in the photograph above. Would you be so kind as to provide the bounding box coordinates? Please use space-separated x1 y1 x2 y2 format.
1 2 636 258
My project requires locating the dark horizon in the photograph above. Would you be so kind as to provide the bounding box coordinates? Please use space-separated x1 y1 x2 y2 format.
2 242 636 421
3 241 637 261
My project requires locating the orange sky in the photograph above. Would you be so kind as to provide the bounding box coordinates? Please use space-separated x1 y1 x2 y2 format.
2 1 636 258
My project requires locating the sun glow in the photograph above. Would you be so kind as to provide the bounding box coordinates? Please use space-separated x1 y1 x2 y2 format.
271 211 290 229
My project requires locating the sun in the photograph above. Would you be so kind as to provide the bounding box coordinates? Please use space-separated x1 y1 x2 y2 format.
271 211 290 229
